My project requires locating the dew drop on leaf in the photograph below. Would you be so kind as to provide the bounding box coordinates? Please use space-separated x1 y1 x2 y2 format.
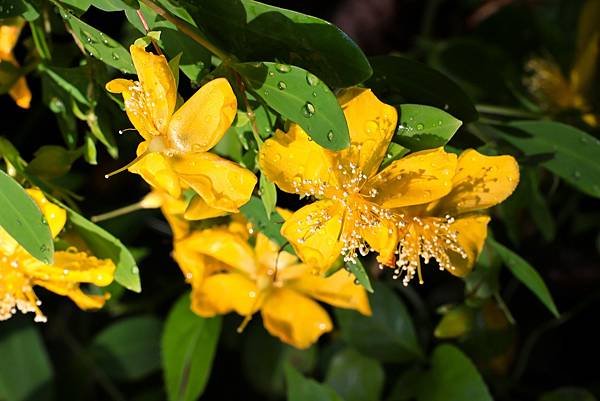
327 131 334 142
306 72 319 86
302 102 315 118
416 123 424 130
277 81 287 90
275 63 291 73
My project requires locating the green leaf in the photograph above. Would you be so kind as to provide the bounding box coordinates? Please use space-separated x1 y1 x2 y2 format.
285 364 343 401
325 348 384 401
178 0 371 87
367 55 478 123
524 168 556 242
487 237 559 317
235 62 350 150
91 316 162 381
259 174 277 219
335 283 422 363
0 0 38 20
240 196 292 253
490 121 600 198
65 208 140 292
395 104 462 151
38 64 91 107
381 142 410 169
416 344 492 401
62 11 135 73
26 145 82 179
242 323 317 397
539 387 598 401
434 305 474 339
0 171 54 264
162 294 221 401
345 258 373 293
0 318 53 401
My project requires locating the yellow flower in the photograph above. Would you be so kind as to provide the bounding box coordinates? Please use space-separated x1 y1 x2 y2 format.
0 189 115 322
524 0 600 126
0 18 32 109
259 88 457 272
106 44 256 219
172 220 371 349
392 149 519 285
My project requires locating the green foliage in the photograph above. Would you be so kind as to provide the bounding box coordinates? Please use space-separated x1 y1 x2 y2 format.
335 283 422 363
235 62 350 150
325 348 384 401
345 258 373 293
0 170 54 263
162 294 221 401
395 104 462 151
285 365 342 401
0 318 53 401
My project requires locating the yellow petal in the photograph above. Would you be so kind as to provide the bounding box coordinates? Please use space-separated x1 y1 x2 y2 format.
281 200 344 273
174 229 256 276
254 232 298 272
336 88 398 178
435 149 519 215
570 32 599 97
167 78 237 153
26 188 66 238
9 76 31 109
290 269 371 316
261 288 332 349
447 215 490 276
259 126 339 197
191 273 259 317
130 44 177 134
358 215 397 267
172 152 256 214
184 195 229 220
363 147 457 208
105 78 159 140
0 19 24 54
0 227 18 256
129 143 181 198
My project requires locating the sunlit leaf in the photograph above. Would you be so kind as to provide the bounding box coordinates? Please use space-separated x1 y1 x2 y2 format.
395 104 462 151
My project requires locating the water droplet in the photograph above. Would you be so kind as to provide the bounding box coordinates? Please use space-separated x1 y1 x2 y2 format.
365 120 378 133
111 52 120 60
277 81 287 90
268 71 274 76
131 266 140 274
353 279 360 285
416 123 424 130
16 219 22 226
312 91 317 97
302 102 315 118
273 154 281 162
306 72 319 86
573 171 582 179
437 120 443 126
327 131 334 142
264 89 270 96
41 216 48 226
275 63 291 73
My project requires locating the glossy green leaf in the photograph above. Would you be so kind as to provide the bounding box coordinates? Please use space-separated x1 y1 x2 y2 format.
0 0 38 20
162 294 221 401
65 208 140 292
335 283 422 362
235 62 350 150
524 168 556 242
26 145 81 179
0 170 53 264
240 196 292 253
62 11 135 73
539 387 598 401
242 323 317 397
285 364 342 401
395 104 462 151
367 55 478 123
345 258 373 293
325 348 384 401
434 305 474 339
487 237 559 317
0 319 53 401
259 174 277 219
381 142 410 169
416 344 492 401
91 316 162 381
38 64 90 107
178 0 371 87
493 121 600 198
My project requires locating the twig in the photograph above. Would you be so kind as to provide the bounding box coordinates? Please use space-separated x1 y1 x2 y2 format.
235 72 263 147
136 9 163 55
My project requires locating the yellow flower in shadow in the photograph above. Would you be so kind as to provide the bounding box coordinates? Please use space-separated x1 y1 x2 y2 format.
259 88 457 273
525 0 600 126
391 150 519 285
0 18 32 109
172 219 371 349
106 44 256 219
0 189 115 322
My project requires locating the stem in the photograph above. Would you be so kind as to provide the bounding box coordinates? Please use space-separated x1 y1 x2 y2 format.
140 0 232 63
91 202 145 222
476 104 541 119
136 9 163 55
235 72 263 147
